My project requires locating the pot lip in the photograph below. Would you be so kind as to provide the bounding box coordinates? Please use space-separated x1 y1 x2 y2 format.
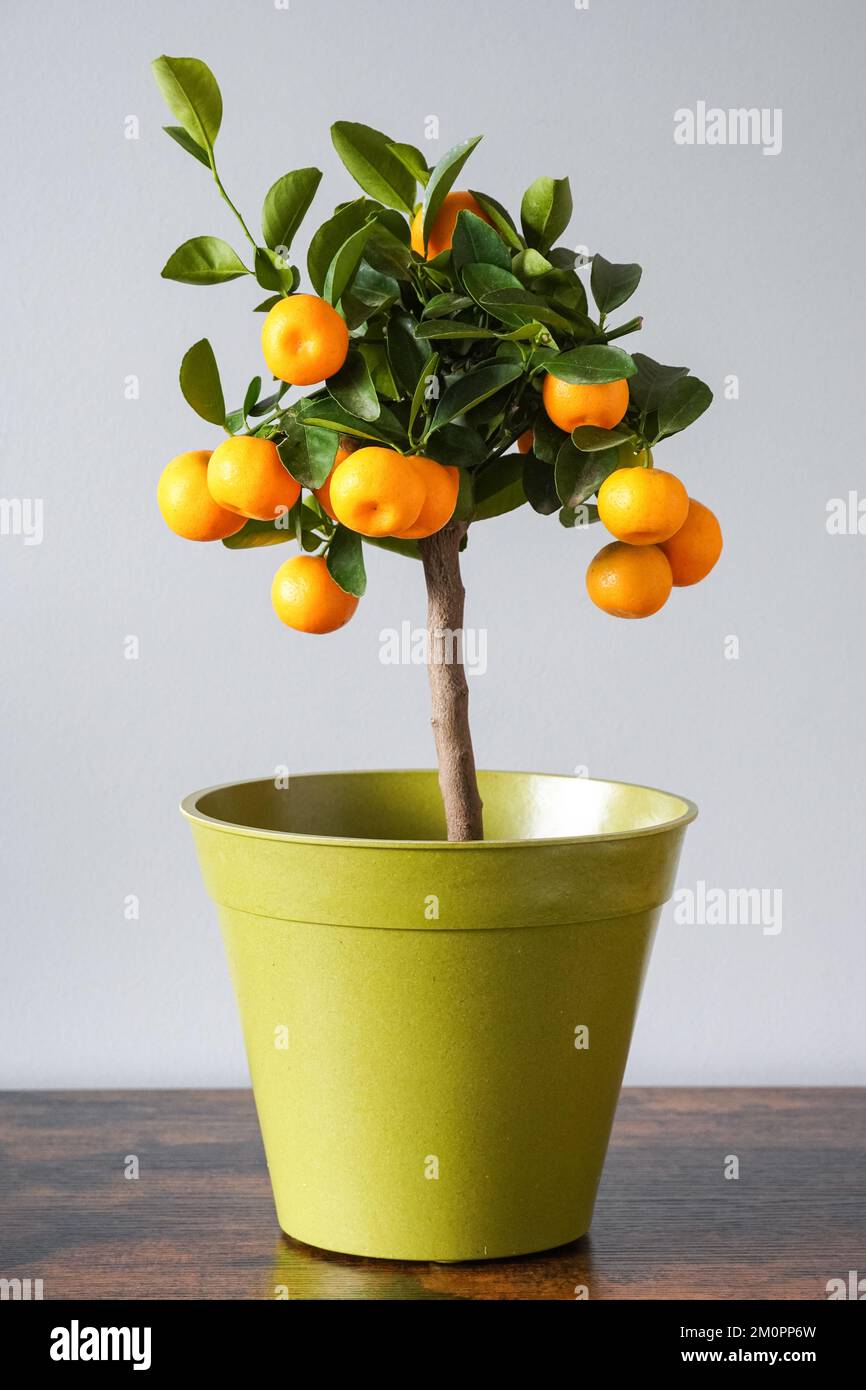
180 769 698 850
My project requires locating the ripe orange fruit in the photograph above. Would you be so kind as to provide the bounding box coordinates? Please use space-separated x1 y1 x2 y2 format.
542 375 630 432
660 498 723 586
597 466 689 545
586 541 673 619
329 446 425 537
207 436 301 521
261 294 349 386
517 430 533 454
271 554 359 634
157 450 246 542
410 191 493 260
314 441 356 520
393 456 460 539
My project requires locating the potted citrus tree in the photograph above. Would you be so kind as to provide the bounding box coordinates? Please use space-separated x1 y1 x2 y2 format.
154 55 721 1261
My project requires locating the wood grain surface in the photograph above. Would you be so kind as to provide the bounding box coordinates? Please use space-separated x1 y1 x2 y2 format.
0 1088 862 1300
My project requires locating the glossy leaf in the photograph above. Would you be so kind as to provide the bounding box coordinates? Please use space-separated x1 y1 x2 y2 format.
327 524 367 596
628 354 689 412
570 423 635 452
414 319 498 341
254 246 296 293
262 168 322 252
547 344 637 384
388 141 430 186
430 360 523 432
179 338 225 424
323 222 374 305
451 210 511 273
409 351 439 434
591 253 642 315
559 502 600 528
277 416 339 489
520 176 572 252
331 122 416 214
386 313 430 396
555 441 620 507
422 136 483 250
242 376 262 418
163 125 209 167
522 454 560 515
425 422 489 468
327 351 381 422
161 236 248 285
341 261 400 328
421 291 474 319
151 55 222 158
468 189 524 251
221 515 297 549
298 397 407 447
307 198 375 295
656 375 712 439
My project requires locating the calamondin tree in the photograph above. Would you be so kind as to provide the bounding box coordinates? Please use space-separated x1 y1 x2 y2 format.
154 55 721 843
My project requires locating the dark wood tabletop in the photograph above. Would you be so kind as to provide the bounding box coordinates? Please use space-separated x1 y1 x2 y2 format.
0 1088 862 1301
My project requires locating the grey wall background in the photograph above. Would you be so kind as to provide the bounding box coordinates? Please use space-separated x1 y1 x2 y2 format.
2 0 863 1087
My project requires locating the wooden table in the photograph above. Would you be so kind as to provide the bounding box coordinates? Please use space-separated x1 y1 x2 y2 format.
0 1088 862 1300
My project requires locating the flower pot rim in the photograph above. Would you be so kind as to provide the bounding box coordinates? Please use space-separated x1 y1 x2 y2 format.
180 768 698 851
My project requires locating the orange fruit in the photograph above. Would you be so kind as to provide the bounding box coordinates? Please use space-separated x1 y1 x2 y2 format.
586 541 673 619
393 456 460 539
207 436 301 521
597 466 689 545
329 446 425 537
542 375 630 432
410 191 493 260
660 498 723 586
271 554 359 634
261 294 349 386
314 441 357 520
157 450 246 541
517 430 533 454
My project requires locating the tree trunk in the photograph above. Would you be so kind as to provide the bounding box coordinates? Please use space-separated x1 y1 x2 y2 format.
418 519 484 842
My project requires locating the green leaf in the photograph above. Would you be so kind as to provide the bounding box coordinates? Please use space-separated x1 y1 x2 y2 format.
387 141 430 187
461 262 526 326
276 416 339 489
323 222 374 305
522 455 560 515
248 382 288 417
520 176 573 253
221 515 297 549
421 292 474 319
254 246 296 293
591 254 642 316
547 344 637 384
532 412 567 464
655 375 713 439
512 248 553 282
422 137 483 250
262 168 322 252
554 441 620 507
161 236 248 285
628 354 689 412
424 422 489 469
570 423 635 452
341 261 400 328
163 125 210 167
480 288 575 336
151 55 222 159
327 351 381 421
357 341 400 400
298 397 407 447
409 351 439 434
253 294 282 313
179 339 225 425
451 210 511 273
242 376 262 418
224 409 245 435
307 198 375 295
473 453 527 519
559 502 600 528
363 213 414 280
364 535 422 560
467 190 524 251
386 313 430 396
327 524 367 597
331 122 416 214
430 361 523 432
414 319 498 341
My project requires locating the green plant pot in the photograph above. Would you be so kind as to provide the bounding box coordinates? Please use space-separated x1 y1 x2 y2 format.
182 769 696 1262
